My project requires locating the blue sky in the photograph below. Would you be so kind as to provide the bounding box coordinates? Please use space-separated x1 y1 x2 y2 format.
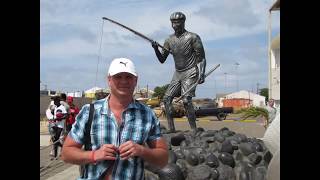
40 0 280 98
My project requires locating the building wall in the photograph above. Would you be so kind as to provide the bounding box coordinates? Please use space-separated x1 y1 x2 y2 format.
223 98 252 111
225 91 265 107
67 91 83 97
271 48 280 101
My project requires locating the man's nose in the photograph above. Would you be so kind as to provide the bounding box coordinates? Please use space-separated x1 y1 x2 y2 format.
119 77 129 83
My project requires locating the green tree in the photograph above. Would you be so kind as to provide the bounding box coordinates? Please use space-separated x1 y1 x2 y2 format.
259 88 269 102
152 84 169 100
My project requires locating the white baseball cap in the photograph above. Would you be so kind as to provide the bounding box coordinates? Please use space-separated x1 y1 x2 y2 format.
108 58 137 77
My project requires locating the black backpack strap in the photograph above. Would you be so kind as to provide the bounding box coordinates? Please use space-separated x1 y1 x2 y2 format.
80 103 95 178
84 103 95 150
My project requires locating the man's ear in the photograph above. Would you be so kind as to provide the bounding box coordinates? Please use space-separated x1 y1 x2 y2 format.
134 76 138 85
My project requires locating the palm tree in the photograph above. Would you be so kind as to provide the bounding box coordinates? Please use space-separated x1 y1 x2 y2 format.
238 107 269 128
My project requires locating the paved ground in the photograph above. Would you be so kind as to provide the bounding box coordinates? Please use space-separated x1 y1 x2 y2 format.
40 145 75 180
159 115 266 138
40 115 265 179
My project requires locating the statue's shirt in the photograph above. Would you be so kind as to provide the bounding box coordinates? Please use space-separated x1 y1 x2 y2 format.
163 31 205 72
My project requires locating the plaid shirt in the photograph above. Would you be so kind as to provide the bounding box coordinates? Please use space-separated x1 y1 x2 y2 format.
69 97 162 180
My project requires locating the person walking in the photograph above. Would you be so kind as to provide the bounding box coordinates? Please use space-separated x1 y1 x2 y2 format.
48 96 68 159
65 96 80 133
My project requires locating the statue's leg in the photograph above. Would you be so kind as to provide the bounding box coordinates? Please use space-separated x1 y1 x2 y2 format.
163 95 175 132
180 67 198 131
182 96 197 130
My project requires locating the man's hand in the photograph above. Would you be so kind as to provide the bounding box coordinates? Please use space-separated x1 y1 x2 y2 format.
118 141 143 160
94 144 118 162
151 41 159 49
199 73 205 84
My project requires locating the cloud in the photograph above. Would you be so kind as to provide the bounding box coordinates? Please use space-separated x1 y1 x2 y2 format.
40 0 279 98
195 0 259 28
41 23 97 43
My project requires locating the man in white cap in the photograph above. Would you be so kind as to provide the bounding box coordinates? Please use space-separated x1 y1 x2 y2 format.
61 58 168 180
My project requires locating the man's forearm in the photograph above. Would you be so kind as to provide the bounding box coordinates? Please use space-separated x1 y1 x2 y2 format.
61 147 93 165
140 147 168 168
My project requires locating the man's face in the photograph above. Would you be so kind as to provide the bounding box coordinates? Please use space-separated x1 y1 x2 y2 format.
108 72 137 97
269 99 274 106
67 97 73 105
53 99 60 106
171 20 185 34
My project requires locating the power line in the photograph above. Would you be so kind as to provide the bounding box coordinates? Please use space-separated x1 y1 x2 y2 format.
94 19 105 87
224 72 228 93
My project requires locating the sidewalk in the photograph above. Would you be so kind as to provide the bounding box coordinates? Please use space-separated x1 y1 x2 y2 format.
45 165 79 180
40 121 49 134
40 134 51 146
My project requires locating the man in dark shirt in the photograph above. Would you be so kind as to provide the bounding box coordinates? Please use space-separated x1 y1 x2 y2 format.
152 12 206 132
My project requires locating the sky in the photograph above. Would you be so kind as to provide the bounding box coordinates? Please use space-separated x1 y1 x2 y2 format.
40 0 280 98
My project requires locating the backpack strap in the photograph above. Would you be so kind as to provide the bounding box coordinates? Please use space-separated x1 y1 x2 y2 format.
84 103 94 151
80 103 95 178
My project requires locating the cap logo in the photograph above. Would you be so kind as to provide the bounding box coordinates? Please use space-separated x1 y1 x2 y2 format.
120 61 128 67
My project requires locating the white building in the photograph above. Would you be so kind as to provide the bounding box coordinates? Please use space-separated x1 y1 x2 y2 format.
223 90 266 107
67 91 83 97
269 34 280 104
84 86 104 98
268 0 280 105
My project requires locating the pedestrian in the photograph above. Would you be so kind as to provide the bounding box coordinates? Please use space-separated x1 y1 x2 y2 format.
266 99 277 126
151 12 207 132
65 96 80 133
48 96 68 160
46 96 56 157
60 93 70 112
61 57 168 180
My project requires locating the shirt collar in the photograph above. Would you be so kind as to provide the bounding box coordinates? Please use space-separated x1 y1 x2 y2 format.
100 95 139 115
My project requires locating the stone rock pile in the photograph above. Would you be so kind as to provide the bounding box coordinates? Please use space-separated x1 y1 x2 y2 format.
145 126 272 180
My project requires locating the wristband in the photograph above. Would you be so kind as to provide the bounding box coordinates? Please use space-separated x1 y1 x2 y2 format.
91 150 96 164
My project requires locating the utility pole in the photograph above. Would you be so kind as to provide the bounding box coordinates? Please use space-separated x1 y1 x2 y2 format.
146 84 149 98
235 62 240 92
256 82 260 94
214 78 217 95
224 72 228 93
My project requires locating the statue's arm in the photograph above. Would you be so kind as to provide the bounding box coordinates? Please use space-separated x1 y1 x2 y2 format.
151 40 169 63
193 35 206 84
198 59 206 84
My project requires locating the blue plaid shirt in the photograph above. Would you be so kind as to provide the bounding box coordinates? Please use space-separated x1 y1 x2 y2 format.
69 97 162 180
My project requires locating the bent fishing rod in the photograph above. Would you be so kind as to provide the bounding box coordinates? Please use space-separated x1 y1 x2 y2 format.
102 17 171 53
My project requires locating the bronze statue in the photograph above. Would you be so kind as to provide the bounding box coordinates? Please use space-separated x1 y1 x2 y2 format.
151 12 207 132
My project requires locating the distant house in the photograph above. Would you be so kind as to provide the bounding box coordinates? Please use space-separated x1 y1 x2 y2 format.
216 90 266 109
39 90 57 96
215 93 229 107
224 90 266 107
84 87 104 98
134 88 154 99
67 91 83 97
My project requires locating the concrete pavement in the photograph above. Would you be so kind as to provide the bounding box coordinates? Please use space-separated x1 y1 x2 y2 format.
45 165 79 180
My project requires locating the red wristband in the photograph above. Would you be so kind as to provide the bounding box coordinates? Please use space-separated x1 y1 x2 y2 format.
91 150 96 164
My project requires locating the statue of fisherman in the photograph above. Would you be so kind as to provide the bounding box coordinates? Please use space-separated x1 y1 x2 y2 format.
151 12 207 132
